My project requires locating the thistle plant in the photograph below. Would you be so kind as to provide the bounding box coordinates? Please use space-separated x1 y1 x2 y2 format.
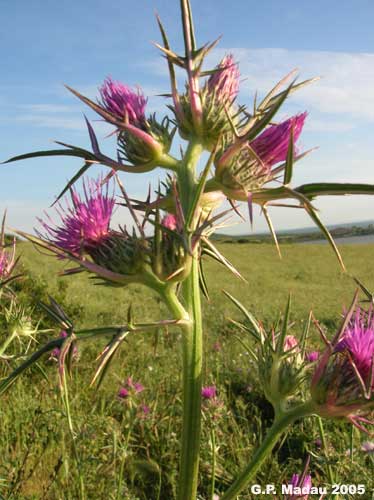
2 1 374 499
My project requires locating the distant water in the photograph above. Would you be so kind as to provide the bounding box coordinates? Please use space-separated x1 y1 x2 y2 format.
301 234 374 245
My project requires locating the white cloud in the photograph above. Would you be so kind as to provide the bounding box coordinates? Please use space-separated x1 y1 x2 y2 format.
144 47 374 122
210 47 374 121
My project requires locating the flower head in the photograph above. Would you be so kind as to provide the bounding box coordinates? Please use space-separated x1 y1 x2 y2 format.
207 54 240 102
250 112 307 168
214 112 307 198
39 178 115 255
161 214 177 231
118 387 130 399
202 385 217 400
118 377 145 400
284 335 299 352
335 308 374 382
311 305 374 428
98 77 147 125
306 351 319 363
286 473 312 499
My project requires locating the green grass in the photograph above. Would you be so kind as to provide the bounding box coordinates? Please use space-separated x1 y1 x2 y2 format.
1 242 374 499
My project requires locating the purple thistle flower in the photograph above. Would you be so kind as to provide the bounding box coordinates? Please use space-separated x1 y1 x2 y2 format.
306 351 320 363
118 387 130 399
207 54 240 102
311 305 374 430
250 112 307 168
335 307 374 383
201 385 217 400
98 77 147 125
287 473 312 499
39 178 115 255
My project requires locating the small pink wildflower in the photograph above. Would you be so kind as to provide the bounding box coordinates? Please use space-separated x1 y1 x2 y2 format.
118 387 130 399
161 214 177 231
118 377 145 400
306 351 319 362
284 335 299 352
202 386 217 400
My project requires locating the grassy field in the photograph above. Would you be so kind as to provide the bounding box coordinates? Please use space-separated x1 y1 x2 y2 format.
1 241 374 499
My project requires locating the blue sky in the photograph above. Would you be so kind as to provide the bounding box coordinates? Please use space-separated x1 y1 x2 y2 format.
1 0 374 234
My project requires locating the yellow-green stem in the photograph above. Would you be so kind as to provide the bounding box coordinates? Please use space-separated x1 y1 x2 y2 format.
176 139 204 500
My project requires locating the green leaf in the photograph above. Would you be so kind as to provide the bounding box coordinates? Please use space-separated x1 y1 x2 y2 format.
2 149 91 164
258 68 298 112
222 290 262 341
262 205 281 259
303 201 346 271
296 182 374 199
52 162 92 205
277 294 292 354
244 81 294 142
264 76 320 110
283 126 294 185
198 259 210 301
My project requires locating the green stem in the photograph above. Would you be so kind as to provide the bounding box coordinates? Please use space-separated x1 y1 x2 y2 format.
178 256 203 500
159 152 180 171
61 367 86 500
210 422 217 500
0 331 16 358
221 402 314 500
317 417 336 494
172 139 204 500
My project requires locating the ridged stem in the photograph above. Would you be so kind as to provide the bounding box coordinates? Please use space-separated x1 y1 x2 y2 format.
176 139 204 500
221 402 314 500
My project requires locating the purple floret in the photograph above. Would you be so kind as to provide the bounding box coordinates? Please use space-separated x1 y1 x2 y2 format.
250 112 307 168
39 178 115 255
99 77 147 125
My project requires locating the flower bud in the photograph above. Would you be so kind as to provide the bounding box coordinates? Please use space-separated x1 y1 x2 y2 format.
214 113 307 201
88 231 150 278
117 114 174 166
259 334 307 407
176 55 240 149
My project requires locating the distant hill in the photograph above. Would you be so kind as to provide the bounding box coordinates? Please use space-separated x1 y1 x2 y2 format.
213 220 374 244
